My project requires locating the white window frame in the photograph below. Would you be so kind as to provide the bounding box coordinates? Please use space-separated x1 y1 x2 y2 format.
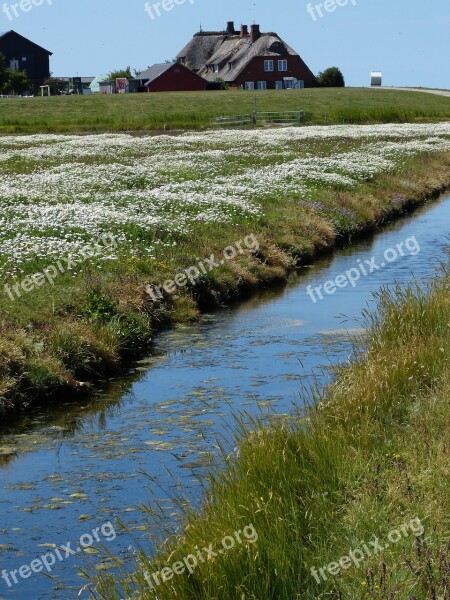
213 64 219 73
257 81 267 90
275 80 283 90
245 81 255 90
278 60 288 72
264 60 274 72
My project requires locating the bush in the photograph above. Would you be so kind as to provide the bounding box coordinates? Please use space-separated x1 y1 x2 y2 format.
215 78 229 91
83 289 118 323
316 67 345 88
0 54 30 94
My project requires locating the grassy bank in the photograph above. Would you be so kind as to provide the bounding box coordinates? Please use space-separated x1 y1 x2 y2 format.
1 124 450 416
93 258 450 600
1 88 450 133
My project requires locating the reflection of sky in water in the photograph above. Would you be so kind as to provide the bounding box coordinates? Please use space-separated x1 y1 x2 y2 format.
0 196 449 599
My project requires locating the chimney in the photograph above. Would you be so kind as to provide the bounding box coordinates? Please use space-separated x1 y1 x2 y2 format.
226 21 235 34
240 24 249 38
250 24 261 43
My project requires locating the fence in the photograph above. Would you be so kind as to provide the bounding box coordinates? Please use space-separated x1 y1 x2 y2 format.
257 111 304 125
210 114 255 128
211 111 305 128
0 94 34 99
210 111 353 129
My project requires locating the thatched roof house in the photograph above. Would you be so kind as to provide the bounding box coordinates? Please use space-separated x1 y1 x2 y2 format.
177 21 315 90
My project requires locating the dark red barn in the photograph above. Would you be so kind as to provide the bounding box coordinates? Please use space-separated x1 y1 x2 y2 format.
134 62 208 93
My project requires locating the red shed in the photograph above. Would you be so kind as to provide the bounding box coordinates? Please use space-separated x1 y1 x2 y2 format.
134 62 208 93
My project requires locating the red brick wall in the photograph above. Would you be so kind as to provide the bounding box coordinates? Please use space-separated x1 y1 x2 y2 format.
147 64 208 92
233 56 316 89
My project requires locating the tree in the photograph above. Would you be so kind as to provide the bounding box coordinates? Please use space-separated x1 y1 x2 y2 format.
316 67 345 88
0 53 9 91
108 66 133 80
6 69 29 94
0 53 30 94
42 75 68 95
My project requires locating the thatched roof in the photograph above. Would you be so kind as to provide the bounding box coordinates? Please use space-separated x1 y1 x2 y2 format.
177 33 226 72
177 28 303 83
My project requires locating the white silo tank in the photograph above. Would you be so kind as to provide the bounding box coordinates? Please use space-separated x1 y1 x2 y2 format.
371 71 382 86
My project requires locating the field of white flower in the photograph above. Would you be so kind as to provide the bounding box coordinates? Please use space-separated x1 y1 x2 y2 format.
2 122 450 279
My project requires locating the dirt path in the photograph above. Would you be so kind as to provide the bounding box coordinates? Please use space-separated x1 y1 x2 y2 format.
380 87 450 98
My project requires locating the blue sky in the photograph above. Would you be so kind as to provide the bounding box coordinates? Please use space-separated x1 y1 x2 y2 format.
1 0 449 87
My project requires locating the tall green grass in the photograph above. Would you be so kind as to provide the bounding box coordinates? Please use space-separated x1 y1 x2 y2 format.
91 261 450 599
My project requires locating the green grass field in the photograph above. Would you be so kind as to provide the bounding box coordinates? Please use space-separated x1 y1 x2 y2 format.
1 88 450 133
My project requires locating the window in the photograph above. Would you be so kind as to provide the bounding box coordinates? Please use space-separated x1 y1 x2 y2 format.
9 60 19 72
264 60 274 72
278 60 288 72
213 64 219 73
275 81 283 90
22 57 27 62
245 81 255 90
257 81 267 90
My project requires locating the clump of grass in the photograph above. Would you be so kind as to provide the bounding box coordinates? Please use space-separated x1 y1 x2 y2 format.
91 260 450 599
47 321 118 379
0 325 69 409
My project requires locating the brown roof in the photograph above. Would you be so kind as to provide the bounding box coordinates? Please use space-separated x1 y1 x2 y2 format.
177 28 307 83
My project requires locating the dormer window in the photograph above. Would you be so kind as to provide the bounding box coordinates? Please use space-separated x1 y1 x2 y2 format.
270 41 286 53
213 64 219 73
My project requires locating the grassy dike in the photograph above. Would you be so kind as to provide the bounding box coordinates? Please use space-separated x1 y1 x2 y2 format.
1 151 450 418
94 254 450 599
1 89 450 134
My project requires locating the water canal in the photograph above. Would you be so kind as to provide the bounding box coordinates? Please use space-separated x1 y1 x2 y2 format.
1 194 449 599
